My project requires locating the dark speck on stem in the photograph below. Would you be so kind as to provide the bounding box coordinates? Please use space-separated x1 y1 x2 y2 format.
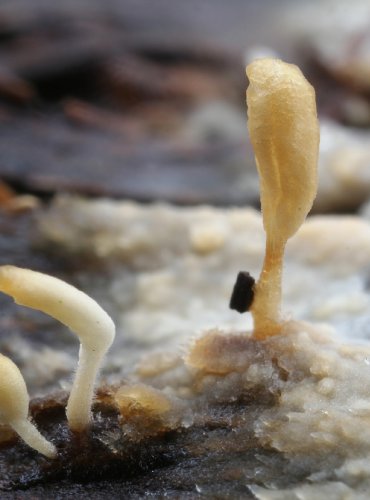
229 271 255 314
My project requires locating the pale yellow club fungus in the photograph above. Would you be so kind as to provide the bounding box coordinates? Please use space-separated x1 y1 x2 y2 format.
0 265 115 432
0 353 56 458
246 58 319 339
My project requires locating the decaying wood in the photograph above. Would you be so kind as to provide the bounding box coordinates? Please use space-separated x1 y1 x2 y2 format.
0 114 255 205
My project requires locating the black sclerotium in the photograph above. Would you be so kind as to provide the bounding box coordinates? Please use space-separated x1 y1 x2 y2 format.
229 271 255 313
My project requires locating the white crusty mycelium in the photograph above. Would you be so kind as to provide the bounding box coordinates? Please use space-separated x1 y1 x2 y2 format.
0 265 115 434
0 353 56 458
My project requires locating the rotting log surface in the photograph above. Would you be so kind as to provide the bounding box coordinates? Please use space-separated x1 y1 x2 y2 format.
0 208 333 498
0 383 292 498
0 115 252 206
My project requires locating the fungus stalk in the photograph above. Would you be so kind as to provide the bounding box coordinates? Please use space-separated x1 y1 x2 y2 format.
246 58 319 339
252 237 285 338
0 265 115 432
0 353 56 458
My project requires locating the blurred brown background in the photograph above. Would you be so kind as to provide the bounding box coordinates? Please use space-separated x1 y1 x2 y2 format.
2 0 367 209
0 0 370 279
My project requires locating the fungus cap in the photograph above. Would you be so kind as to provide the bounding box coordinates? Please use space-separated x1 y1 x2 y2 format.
0 353 29 422
0 265 116 431
0 353 56 458
0 265 115 352
246 58 319 244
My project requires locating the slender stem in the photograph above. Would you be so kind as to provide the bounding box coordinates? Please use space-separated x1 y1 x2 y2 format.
66 345 103 432
11 418 56 458
251 237 285 339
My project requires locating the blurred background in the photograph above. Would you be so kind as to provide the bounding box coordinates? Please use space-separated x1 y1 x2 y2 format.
1 0 370 213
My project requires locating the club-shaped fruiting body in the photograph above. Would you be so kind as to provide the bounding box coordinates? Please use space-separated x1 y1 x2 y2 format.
0 353 56 457
246 58 319 338
0 265 115 432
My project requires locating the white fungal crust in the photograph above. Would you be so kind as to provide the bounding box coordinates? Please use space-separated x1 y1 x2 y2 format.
0 265 116 432
0 353 56 458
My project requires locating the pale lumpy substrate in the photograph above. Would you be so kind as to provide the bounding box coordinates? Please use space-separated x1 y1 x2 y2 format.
250 321 370 499
38 195 370 347
134 320 370 498
30 197 370 495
